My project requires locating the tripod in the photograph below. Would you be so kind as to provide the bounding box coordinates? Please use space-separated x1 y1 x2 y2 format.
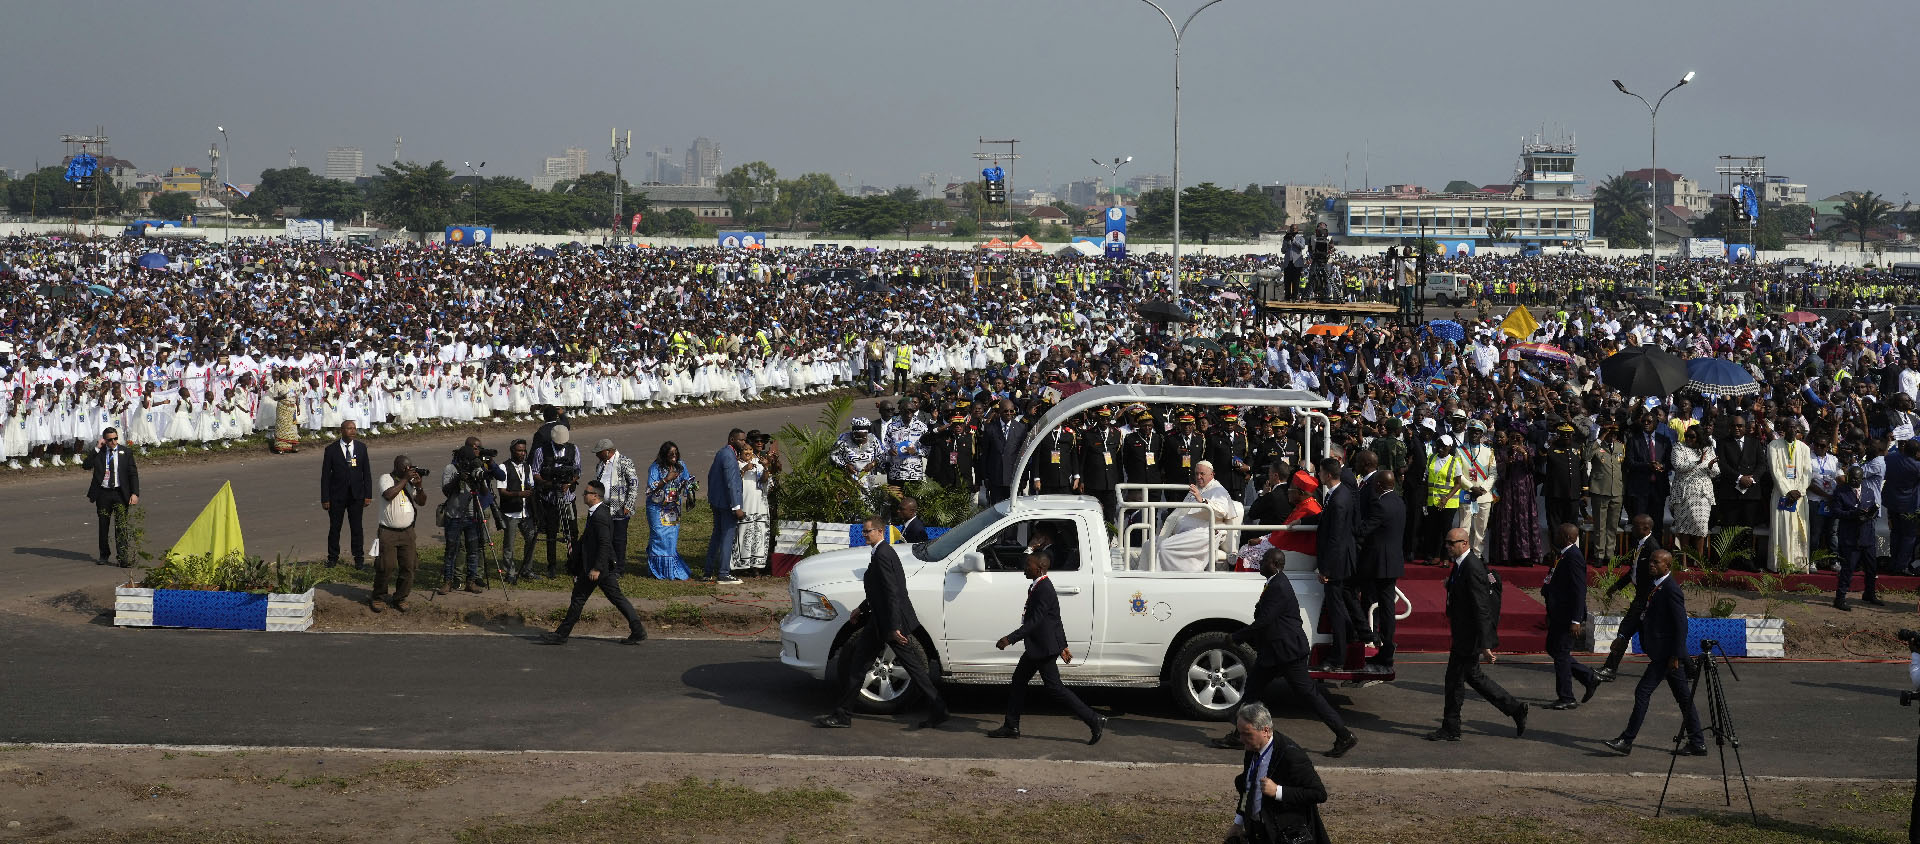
1657 639 1755 820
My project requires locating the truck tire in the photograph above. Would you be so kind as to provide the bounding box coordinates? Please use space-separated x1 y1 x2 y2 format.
832 636 929 715
1164 632 1256 722
1435 293 1451 308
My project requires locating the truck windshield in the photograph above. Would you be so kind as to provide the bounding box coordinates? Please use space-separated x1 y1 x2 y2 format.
917 504 1006 560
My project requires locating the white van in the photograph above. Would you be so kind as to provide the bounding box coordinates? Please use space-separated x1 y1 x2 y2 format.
1420 273 1473 306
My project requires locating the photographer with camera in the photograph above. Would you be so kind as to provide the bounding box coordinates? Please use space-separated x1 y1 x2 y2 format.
494 439 538 581
438 436 498 595
370 454 426 612
530 425 584 579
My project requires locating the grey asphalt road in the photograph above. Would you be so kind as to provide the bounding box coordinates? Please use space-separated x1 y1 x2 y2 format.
1 609 1910 779
0 396 880 600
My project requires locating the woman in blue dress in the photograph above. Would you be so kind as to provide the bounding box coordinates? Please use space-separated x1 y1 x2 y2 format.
646 441 697 579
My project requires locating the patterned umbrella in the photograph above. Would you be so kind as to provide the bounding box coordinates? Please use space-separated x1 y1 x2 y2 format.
1424 320 1465 342
1511 342 1576 366
1685 357 1760 397
1780 311 1819 324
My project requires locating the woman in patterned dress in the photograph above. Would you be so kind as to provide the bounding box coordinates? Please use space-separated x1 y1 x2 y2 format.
1486 429 1543 566
1669 424 1720 560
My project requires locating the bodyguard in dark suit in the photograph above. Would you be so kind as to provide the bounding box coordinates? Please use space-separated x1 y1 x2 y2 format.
1623 414 1672 538
1426 527 1529 741
538 481 647 645
986 549 1105 743
1543 524 1600 709
82 426 139 567
1227 703 1333 844
1604 549 1706 755
1598 515 1660 680
319 420 374 568
1713 416 1770 565
979 400 1027 504
1213 548 1358 758
1828 468 1881 610
1357 471 1407 669
815 515 948 729
1301 458 1361 671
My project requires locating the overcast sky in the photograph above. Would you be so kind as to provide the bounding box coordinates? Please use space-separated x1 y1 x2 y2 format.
8 0 1915 205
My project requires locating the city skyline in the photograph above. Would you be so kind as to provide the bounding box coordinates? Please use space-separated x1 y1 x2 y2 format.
4 0 1915 205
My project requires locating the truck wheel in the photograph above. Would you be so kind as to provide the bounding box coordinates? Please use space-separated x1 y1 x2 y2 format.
1435 293 1451 308
1164 632 1255 721
833 637 928 715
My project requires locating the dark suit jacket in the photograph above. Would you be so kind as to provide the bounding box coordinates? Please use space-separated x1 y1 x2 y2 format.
1715 436 1769 502
707 444 743 512
1356 488 1406 579
1303 483 1358 581
853 542 919 636
899 516 929 543
1232 572 1310 666
320 438 373 503
568 504 617 579
1639 576 1689 660
979 418 1028 488
1606 533 1660 600
1828 485 1877 549
1444 551 1502 651
1542 545 1588 624
1623 430 1671 497
1004 575 1068 656
1234 736 1332 844
83 445 140 506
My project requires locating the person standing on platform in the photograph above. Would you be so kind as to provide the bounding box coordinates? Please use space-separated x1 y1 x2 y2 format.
1080 406 1125 526
1357 471 1406 672
82 426 139 567
985 548 1106 744
320 420 373 569
979 400 1026 505
1425 527 1529 742
1828 467 1882 610
1541 423 1587 549
1454 422 1498 558
1586 421 1626 558
1603 549 1706 756
1542 523 1601 710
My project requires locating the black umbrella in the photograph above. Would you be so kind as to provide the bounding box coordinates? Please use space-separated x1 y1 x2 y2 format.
1600 346 1687 397
1138 300 1193 323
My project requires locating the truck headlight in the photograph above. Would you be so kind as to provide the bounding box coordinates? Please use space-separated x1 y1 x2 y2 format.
796 590 837 621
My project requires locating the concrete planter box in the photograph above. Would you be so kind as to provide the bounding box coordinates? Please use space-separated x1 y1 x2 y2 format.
1588 613 1783 658
114 586 313 632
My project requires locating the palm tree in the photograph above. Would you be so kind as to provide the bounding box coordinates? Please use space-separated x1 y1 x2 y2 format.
1836 190 1894 249
1593 173 1651 248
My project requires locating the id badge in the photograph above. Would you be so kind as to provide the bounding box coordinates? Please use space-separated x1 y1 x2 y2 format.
349 458 358 467
1050 450 1062 465
1182 454 1192 468
1145 452 1156 466
949 452 958 466
1103 451 1114 466
1785 467 1796 480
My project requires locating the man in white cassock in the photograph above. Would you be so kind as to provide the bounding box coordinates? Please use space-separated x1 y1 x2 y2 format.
1157 460 1243 572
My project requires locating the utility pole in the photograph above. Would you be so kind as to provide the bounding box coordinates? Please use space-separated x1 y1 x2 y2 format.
610 128 631 247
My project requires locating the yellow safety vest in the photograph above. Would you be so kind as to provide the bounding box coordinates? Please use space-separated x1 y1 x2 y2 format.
895 346 911 370
1426 454 1462 508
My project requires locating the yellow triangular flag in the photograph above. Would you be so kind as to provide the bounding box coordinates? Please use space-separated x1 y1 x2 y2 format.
168 481 246 562
1499 305 1539 340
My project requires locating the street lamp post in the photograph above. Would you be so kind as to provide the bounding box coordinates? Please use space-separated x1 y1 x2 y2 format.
216 125 230 245
1090 155 1131 184
1611 71 1693 290
463 161 486 225
1137 0 1228 305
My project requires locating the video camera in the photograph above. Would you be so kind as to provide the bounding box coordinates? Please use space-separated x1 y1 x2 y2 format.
453 446 498 486
1899 629 1920 707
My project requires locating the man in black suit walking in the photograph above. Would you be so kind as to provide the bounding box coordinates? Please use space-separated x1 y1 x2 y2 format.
1357 471 1407 671
1426 527 1529 741
82 426 139 567
815 514 948 729
1597 515 1660 681
320 420 374 569
538 481 647 645
979 400 1028 504
1604 549 1706 755
1543 523 1601 710
985 548 1105 744
1212 548 1359 758
1302 458 1361 671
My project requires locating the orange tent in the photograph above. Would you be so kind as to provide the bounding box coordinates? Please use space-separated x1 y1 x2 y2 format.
1011 235 1042 251
1305 324 1349 337
979 238 1010 250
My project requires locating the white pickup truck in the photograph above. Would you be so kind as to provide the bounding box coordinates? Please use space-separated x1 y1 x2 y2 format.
779 385 1398 721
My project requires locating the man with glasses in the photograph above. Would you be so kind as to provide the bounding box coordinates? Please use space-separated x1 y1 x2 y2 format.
82 426 140 567
1425 527 1528 742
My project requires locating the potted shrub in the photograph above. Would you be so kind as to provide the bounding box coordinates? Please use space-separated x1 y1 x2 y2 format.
115 551 323 632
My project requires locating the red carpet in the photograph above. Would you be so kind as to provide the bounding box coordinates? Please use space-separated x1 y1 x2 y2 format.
1393 564 1548 653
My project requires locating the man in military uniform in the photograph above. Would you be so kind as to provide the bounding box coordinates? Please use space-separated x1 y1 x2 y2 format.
923 409 976 492
1585 422 1626 559
1081 406 1125 525
1122 405 1164 508
1207 407 1252 503
1033 414 1080 495
1164 408 1207 490
1540 422 1588 554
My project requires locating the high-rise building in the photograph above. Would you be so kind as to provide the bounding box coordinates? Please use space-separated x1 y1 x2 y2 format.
324 147 363 182
684 137 721 187
564 147 589 180
1126 173 1173 194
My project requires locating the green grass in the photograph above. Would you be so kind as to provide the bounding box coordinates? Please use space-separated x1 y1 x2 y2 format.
454 776 851 844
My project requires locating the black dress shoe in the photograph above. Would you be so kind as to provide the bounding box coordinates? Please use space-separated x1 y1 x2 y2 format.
536 632 567 645
1087 715 1107 746
1833 599 1852 612
1673 743 1708 756
622 633 648 644
1582 677 1601 704
1865 596 1887 607
1422 729 1461 742
117 560 131 568
1326 732 1358 758
813 712 852 729
1603 737 1633 755
1513 703 1530 738
917 710 951 730
1594 667 1617 682
1545 700 1579 711
986 724 1021 739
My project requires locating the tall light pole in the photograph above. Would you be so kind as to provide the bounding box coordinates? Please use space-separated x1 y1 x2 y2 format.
1090 155 1131 199
1137 0 1228 303
610 128 631 247
1612 71 1693 289
216 125 230 244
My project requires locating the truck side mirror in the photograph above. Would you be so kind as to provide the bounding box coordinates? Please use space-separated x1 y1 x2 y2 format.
957 552 986 574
